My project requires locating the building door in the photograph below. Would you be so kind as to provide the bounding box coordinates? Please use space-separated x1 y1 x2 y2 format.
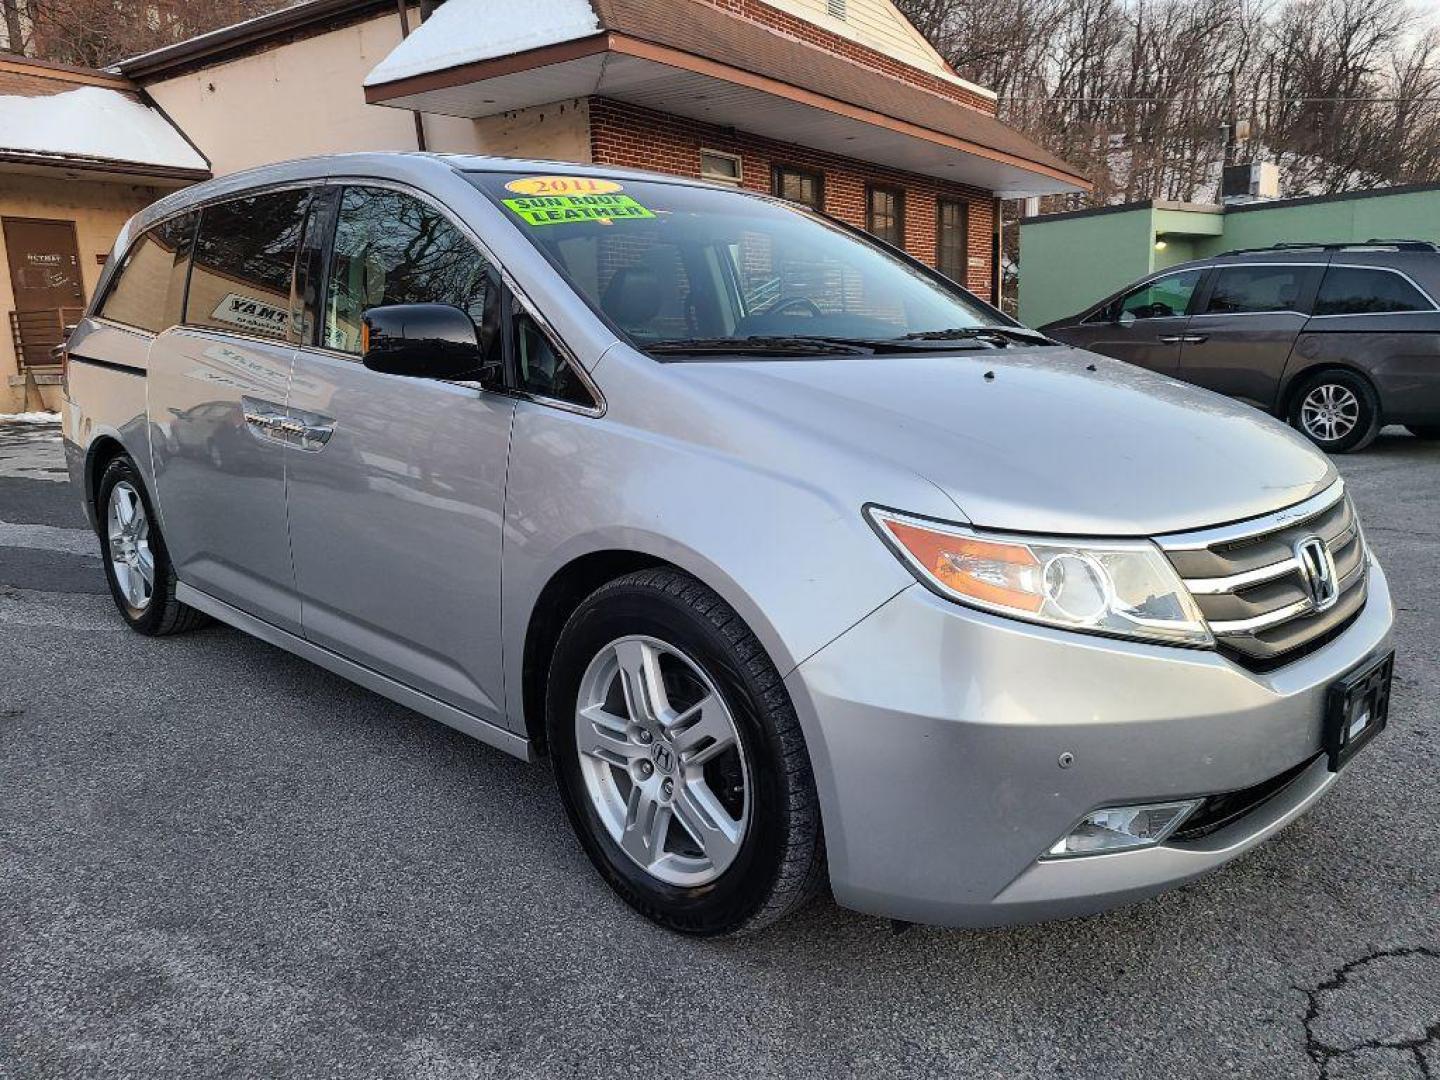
3 217 85 367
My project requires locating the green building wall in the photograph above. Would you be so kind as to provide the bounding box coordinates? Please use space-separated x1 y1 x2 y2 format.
1017 184 1440 328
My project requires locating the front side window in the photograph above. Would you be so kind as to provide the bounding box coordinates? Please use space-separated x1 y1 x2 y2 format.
936 199 969 283
471 172 1009 354
1313 266 1434 316
322 186 498 356
1108 269 1204 322
1204 266 1308 315
187 190 309 340
516 314 595 407
773 165 823 211
866 186 904 248
99 213 196 334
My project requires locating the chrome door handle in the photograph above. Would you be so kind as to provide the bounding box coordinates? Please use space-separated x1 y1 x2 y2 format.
243 409 284 431
1182 334 1209 344
1158 335 1184 344
276 416 334 450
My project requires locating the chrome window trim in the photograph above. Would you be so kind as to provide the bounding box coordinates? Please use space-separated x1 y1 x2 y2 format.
1156 480 1345 551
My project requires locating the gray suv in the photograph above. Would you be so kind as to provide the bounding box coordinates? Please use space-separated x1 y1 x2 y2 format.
62 155 1394 935
1042 242 1440 452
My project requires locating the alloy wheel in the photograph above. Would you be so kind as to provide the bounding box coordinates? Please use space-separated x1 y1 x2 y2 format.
1300 383 1360 442
106 480 154 611
574 635 750 887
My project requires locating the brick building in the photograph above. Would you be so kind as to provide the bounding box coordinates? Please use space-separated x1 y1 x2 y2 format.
116 0 1086 310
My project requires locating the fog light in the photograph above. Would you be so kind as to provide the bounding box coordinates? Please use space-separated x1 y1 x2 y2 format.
1045 800 1200 858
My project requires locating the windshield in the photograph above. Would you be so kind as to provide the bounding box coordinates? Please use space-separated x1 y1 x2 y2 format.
468 172 1029 357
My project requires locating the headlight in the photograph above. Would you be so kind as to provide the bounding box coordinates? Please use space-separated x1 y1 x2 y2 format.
868 508 1213 647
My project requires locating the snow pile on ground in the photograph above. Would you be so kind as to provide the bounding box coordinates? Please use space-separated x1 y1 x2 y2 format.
0 86 208 171
364 0 601 87
1 412 61 425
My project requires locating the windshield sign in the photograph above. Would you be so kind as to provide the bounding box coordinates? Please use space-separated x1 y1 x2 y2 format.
470 172 1035 358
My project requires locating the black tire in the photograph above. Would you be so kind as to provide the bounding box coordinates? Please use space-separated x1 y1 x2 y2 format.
1406 425 1440 440
1287 369 1382 453
96 455 209 636
547 568 825 936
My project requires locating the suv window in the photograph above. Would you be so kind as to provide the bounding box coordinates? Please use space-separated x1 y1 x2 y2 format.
1089 269 1202 323
1313 266 1434 316
187 189 309 341
515 313 595 408
1204 266 1307 315
98 213 196 334
322 186 498 356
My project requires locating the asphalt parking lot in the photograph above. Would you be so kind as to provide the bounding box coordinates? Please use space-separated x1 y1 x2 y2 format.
1 415 1436 1080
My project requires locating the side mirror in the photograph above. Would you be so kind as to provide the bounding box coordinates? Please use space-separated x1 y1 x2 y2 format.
360 303 498 381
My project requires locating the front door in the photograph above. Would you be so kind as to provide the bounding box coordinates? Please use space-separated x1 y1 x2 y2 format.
147 187 311 633
4 218 85 366
1060 268 1205 376
284 185 513 723
1181 264 1321 408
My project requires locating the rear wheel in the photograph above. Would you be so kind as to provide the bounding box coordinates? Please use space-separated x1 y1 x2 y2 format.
1406 425 1440 440
96 455 208 636
547 568 824 935
1288 370 1381 453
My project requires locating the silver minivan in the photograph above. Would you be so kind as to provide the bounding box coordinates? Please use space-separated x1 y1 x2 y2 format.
62 155 1395 935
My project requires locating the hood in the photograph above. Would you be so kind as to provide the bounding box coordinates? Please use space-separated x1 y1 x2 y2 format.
670 347 1336 537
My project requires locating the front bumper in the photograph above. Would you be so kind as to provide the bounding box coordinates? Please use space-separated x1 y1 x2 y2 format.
786 559 1394 927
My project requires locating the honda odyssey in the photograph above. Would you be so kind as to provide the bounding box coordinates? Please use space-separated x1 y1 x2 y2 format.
62 155 1395 934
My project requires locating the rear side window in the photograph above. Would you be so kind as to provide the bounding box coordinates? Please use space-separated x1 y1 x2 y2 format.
1204 266 1308 315
1313 267 1434 316
322 186 498 355
186 188 309 341
98 213 196 333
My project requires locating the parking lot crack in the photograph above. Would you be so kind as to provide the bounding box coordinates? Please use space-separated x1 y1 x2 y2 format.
1297 946 1440 1079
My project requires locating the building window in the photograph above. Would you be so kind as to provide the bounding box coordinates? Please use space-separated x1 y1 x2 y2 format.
700 149 743 185
866 185 904 248
772 165 824 211
936 199 969 283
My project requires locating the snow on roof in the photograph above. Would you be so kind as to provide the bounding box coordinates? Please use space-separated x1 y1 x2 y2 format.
0 85 208 172
364 0 601 87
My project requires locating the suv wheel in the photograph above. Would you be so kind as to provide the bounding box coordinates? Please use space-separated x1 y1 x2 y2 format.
96 455 209 636
547 568 825 935
1289 370 1381 453
1407 425 1440 440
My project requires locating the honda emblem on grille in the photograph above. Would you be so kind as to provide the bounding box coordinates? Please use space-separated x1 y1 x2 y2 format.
1294 536 1339 613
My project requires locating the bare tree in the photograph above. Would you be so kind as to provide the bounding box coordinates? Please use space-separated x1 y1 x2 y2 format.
896 0 1440 207
5 0 289 67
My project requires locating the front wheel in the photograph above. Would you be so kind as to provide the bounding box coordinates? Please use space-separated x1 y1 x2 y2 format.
547 569 824 935
1288 370 1381 453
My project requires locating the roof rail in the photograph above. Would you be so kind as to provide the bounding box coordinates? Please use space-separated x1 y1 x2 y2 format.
1217 239 1440 257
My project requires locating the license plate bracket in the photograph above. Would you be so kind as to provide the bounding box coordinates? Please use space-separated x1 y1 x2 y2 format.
1324 652 1393 772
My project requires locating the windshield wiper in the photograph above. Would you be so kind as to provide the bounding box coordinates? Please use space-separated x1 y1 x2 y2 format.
646 335 876 357
894 326 1055 347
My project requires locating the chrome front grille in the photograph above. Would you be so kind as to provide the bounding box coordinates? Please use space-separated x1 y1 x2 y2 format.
1157 482 1368 668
